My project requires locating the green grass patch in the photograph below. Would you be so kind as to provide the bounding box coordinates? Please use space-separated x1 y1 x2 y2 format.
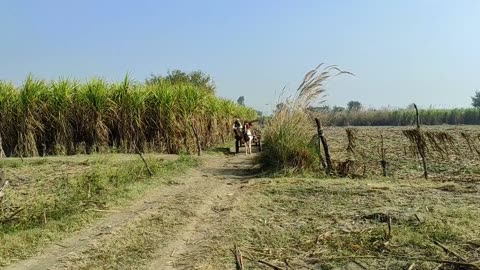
0 153 197 266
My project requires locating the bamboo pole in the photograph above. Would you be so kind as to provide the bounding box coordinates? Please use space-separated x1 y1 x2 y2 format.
134 145 153 177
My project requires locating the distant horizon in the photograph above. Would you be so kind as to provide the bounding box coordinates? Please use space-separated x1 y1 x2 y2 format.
2 1 479 111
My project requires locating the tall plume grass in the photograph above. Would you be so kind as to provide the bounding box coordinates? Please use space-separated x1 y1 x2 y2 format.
261 64 352 171
0 75 256 157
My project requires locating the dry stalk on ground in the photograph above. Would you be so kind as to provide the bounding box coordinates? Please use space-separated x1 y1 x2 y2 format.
461 132 480 157
424 131 457 158
233 244 244 270
403 128 428 179
345 128 358 156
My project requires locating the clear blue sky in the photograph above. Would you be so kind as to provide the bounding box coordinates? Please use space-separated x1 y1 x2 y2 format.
1 0 479 112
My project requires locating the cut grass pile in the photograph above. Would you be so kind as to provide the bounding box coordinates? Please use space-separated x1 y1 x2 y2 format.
195 177 480 269
0 153 198 266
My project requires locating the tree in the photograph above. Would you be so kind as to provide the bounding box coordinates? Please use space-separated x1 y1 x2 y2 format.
347 100 362 111
406 103 416 110
308 105 330 112
472 90 480 107
146 70 216 93
332 106 345 112
237 96 245 106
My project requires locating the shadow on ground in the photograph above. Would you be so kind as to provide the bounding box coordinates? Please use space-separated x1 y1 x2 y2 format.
209 145 262 155
208 147 235 155
203 148 265 180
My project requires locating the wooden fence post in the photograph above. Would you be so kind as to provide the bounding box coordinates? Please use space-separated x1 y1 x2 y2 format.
315 123 326 170
380 134 388 177
315 118 333 175
414 104 428 179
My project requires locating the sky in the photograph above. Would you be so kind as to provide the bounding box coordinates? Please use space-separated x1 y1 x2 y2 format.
1 0 479 112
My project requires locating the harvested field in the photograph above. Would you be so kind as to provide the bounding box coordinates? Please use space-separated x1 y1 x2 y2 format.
193 175 479 269
321 126 480 182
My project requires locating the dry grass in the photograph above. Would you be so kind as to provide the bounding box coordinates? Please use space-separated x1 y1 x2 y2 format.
169 126 480 269
261 64 352 172
0 153 197 266
189 176 479 269
321 126 480 182
55 194 200 270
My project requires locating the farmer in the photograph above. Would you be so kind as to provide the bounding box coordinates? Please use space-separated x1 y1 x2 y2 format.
233 118 243 130
233 118 243 153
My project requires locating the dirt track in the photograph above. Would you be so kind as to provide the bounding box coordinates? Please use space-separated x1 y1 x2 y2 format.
4 152 259 270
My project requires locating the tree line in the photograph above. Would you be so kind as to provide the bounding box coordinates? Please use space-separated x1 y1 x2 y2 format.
306 91 480 126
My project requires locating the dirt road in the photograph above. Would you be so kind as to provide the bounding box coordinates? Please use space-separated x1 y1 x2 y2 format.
4 152 260 270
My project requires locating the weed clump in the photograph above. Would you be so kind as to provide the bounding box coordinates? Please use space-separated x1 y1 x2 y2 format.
261 64 353 173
